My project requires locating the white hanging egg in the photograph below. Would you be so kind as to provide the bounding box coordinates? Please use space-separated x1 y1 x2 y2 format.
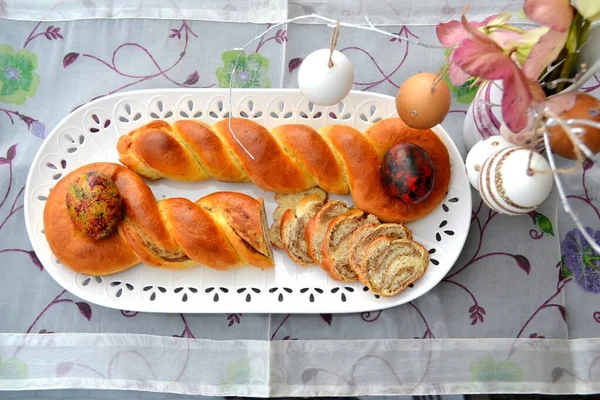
465 136 515 190
298 49 354 106
479 147 553 215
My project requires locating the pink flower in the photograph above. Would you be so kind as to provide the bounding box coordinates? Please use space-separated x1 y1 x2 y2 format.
437 14 521 86
437 15 495 86
524 0 573 32
520 0 572 82
451 14 545 132
436 15 497 47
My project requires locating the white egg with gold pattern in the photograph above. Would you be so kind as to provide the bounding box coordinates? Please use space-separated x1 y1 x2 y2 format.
298 49 354 106
479 147 553 215
465 136 515 190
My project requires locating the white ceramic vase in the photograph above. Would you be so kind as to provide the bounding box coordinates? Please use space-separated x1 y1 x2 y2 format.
462 80 504 151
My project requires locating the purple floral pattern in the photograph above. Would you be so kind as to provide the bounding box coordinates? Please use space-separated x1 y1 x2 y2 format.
562 228 600 293
1 14 600 394
0 144 43 269
62 20 214 103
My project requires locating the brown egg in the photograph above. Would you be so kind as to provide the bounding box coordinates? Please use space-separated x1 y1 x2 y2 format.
395 72 451 129
548 93 600 160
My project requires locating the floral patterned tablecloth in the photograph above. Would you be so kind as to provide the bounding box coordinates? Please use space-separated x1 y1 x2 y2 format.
1 1 600 396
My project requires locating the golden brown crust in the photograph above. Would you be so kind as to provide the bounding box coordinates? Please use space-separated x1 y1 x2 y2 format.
160 198 242 270
118 117 451 223
364 118 451 220
43 162 273 275
197 192 270 257
172 120 249 182
113 166 185 266
196 192 274 269
118 121 209 181
212 119 315 193
321 120 450 222
270 124 349 194
44 163 140 276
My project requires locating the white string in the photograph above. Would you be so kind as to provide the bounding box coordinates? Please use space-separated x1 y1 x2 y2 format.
564 118 600 130
537 59 565 84
555 58 600 95
543 131 600 254
223 12 600 251
226 13 446 160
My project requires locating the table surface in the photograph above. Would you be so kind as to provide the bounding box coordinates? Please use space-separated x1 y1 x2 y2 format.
1 1 600 397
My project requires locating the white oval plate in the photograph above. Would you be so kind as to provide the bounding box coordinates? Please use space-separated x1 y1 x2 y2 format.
25 88 471 314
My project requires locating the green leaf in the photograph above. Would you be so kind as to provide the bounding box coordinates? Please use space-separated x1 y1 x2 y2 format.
444 73 479 105
0 79 19 97
247 52 269 70
24 72 39 97
0 45 15 70
18 70 32 91
560 256 573 280
566 14 581 53
535 213 555 236
215 66 231 88
14 49 37 73
221 50 247 70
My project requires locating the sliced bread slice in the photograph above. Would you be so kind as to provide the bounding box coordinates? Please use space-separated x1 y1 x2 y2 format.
348 223 412 282
269 187 327 248
321 212 380 282
305 201 350 265
361 237 429 296
280 194 326 265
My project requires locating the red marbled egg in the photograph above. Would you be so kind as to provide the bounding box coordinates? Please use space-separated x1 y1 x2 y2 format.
65 172 123 239
380 143 436 204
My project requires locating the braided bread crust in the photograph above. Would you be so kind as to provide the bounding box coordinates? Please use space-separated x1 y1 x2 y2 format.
43 162 273 276
117 117 451 223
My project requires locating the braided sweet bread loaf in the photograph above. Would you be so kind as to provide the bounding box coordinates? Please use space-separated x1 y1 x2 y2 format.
117 117 451 223
43 162 274 276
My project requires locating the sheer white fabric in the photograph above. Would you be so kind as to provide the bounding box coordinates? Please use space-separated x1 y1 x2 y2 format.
1 334 600 396
0 0 522 25
0 4 599 397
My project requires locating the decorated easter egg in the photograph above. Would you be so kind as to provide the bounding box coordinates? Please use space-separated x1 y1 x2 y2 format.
465 136 515 189
298 49 354 106
548 93 600 159
395 72 451 129
380 143 436 203
479 147 553 215
66 171 123 239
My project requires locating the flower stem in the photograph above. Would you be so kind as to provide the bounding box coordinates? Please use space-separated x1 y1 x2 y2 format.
485 24 525 34
409 302 436 338
26 290 70 333
23 22 42 48
557 52 578 93
270 314 291 340
515 279 570 338
254 36 278 53
0 162 12 211
556 13 588 93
